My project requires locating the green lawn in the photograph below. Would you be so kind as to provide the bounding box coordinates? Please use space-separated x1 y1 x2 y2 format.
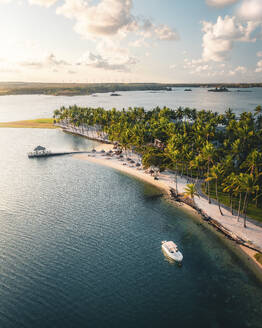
201 183 262 223
0 118 56 129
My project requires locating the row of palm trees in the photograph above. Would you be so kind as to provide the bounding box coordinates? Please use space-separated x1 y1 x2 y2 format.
53 105 262 226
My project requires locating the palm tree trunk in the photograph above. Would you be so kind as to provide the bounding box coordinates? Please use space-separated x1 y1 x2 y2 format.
208 161 211 204
242 192 248 228
230 193 233 215
216 179 223 215
237 193 242 221
175 163 178 194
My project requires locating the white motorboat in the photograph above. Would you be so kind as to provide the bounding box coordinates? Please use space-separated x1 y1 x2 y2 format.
161 241 183 262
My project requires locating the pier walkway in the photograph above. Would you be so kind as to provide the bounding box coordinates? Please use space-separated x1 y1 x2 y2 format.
28 151 91 158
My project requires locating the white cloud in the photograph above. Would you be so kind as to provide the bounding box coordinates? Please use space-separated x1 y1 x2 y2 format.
235 65 247 73
57 0 135 39
206 0 239 7
227 65 247 75
28 0 58 7
195 64 209 72
77 40 138 72
76 51 137 71
152 24 178 41
238 0 262 21
255 60 262 72
139 18 178 41
201 15 258 62
20 53 70 69
56 0 178 42
129 38 148 48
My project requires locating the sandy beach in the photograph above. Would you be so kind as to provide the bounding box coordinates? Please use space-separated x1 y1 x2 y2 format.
74 143 262 273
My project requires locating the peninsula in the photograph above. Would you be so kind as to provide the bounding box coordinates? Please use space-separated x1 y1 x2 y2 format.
51 104 262 270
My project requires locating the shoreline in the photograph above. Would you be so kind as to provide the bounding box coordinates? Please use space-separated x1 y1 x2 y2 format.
73 143 262 276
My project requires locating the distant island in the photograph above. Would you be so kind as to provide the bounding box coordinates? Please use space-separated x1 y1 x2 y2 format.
208 86 229 92
0 82 261 96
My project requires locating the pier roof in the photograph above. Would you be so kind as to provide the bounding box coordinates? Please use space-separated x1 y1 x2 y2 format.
34 145 46 151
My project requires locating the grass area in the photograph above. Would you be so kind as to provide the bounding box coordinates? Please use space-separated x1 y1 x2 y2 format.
0 118 56 129
254 253 262 265
201 183 262 223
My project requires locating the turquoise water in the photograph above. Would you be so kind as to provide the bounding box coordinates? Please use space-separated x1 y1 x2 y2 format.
0 128 261 327
0 87 262 121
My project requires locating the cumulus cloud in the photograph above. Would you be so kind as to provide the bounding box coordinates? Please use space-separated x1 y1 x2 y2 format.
76 51 137 71
206 0 239 7
56 0 178 41
238 0 262 21
57 0 134 38
255 60 262 72
235 65 247 73
227 65 248 76
76 40 138 71
201 15 258 62
139 19 179 41
194 64 209 73
21 53 69 69
28 0 58 7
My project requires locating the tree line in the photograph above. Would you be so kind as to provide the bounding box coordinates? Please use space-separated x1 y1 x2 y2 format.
53 105 262 226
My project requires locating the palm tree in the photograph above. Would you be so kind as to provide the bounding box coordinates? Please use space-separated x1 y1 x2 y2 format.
183 183 199 204
201 142 216 203
231 173 260 227
206 164 224 215
254 105 262 116
223 172 237 215
240 174 260 227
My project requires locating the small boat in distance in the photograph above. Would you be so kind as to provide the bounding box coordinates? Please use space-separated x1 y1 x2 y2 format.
110 93 121 96
161 241 183 262
184 88 192 91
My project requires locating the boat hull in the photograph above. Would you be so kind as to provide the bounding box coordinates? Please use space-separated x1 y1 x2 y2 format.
162 244 183 262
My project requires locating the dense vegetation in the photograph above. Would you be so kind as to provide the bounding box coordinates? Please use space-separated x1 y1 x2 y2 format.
1 82 262 96
53 105 262 224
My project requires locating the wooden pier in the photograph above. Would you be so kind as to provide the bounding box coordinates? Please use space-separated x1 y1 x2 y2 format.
28 151 90 158
28 146 92 158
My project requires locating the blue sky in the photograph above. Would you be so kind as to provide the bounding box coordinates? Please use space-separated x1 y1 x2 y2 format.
0 0 262 83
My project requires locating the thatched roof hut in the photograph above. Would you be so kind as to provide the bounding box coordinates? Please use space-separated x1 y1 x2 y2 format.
34 145 46 151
